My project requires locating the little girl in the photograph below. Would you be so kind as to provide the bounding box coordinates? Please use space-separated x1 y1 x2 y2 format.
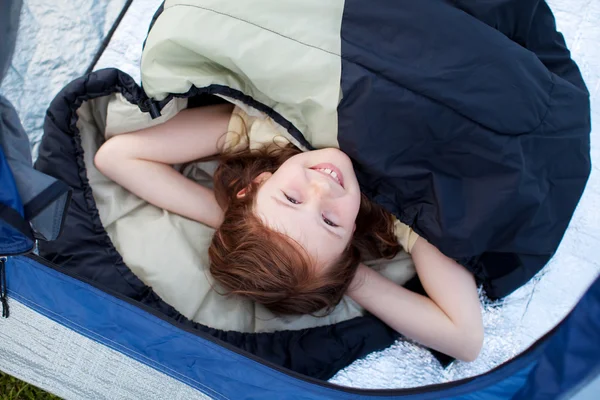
95 103 483 362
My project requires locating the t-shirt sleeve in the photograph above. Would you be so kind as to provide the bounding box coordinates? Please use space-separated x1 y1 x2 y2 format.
393 217 420 253
224 106 290 152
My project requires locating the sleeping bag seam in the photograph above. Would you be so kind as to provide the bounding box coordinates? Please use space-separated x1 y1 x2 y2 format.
163 4 341 57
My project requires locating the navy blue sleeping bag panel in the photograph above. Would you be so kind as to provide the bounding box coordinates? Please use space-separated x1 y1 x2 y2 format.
338 0 591 299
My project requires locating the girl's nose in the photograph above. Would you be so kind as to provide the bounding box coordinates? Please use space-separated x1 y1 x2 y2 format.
308 177 331 197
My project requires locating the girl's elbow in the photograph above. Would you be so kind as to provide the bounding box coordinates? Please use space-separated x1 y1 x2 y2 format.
94 136 128 175
459 326 484 362
461 342 482 363
94 143 110 175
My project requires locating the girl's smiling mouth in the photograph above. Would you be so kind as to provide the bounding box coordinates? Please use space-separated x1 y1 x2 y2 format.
309 163 344 188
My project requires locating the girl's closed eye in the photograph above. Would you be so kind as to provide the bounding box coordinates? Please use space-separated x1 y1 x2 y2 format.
283 191 301 205
323 216 338 227
282 190 339 227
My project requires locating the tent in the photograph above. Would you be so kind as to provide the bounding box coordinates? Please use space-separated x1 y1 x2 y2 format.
1 0 599 398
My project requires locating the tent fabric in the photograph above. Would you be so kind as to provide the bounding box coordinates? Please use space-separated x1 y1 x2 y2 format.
0 0 134 247
2 254 599 399
139 0 591 300
0 0 31 254
0 0 71 248
0 0 21 85
0 96 71 242
0 0 131 156
512 274 600 399
0 297 212 400
0 143 33 255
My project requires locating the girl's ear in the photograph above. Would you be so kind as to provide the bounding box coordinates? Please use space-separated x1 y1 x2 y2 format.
236 172 273 198
236 188 248 199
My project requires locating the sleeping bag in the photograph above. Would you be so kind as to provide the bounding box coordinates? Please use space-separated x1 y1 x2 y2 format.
34 0 591 380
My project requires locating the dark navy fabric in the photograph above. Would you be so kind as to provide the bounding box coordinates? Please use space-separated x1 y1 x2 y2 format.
35 68 398 380
339 0 591 299
5 255 599 398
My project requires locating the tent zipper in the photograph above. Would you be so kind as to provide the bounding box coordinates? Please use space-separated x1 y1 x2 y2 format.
0 243 36 318
0 257 8 318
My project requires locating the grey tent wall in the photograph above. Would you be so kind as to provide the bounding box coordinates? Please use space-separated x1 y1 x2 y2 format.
0 0 22 85
0 0 133 157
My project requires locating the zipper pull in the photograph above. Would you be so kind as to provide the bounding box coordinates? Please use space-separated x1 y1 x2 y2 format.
0 257 8 318
138 98 162 119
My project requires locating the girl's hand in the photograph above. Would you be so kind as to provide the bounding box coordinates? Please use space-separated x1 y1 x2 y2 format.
348 237 483 362
94 105 233 228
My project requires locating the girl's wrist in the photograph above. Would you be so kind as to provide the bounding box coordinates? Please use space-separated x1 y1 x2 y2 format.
347 263 369 299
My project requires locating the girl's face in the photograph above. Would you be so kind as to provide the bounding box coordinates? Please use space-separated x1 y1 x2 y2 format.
253 148 362 270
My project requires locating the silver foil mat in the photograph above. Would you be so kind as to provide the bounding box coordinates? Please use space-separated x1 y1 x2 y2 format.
3 0 599 390
0 0 129 160
93 0 163 82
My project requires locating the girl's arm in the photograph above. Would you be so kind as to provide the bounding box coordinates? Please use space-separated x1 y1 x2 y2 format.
348 237 483 362
94 104 233 229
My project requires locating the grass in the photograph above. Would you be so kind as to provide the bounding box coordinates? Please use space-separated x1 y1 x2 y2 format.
0 372 61 400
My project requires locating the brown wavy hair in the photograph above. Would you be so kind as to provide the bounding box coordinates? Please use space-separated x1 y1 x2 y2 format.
208 143 400 315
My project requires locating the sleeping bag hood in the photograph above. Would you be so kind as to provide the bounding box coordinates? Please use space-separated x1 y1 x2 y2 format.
35 0 591 380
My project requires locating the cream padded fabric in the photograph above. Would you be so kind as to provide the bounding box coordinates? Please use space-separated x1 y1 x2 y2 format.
141 0 344 149
78 94 416 333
